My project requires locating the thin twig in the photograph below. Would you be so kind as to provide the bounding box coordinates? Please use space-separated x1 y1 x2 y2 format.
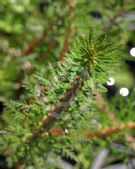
22 22 55 56
58 24 75 61
84 121 135 139
106 0 128 29
58 0 75 61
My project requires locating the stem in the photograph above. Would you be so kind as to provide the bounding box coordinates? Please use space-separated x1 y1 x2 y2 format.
84 121 135 138
58 0 75 61
58 24 75 61
22 22 55 56
23 75 85 143
49 121 135 139
107 0 128 29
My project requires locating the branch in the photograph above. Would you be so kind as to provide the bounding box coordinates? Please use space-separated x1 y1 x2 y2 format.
23 1 75 59
58 24 75 61
23 75 84 143
58 0 75 61
22 22 55 56
84 121 135 139
48 121 135 139
106 0 128 29
95 91 135 148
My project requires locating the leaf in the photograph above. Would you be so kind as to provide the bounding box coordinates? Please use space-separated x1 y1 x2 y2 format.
95 33 107 46
96 84 107 93
88 27 94 45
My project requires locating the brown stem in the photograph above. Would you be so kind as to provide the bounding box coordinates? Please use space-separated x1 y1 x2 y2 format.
23 75 84 143
58 24 75 61
84 121 135 139
22 23 54 56
58 0 75 61
49 121 135 140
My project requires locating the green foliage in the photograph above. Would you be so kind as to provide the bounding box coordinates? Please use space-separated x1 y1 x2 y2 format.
0 0 135 168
